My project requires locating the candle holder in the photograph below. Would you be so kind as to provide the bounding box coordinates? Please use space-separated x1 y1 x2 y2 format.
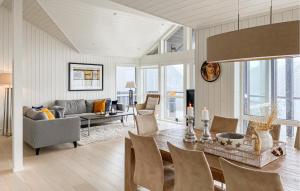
184 115 197 143
200 119 212 142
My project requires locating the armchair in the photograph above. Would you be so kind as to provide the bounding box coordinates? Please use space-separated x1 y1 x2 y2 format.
136 94 160 116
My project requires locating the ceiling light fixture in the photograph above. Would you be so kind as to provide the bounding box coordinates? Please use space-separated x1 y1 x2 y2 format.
206 0 299 62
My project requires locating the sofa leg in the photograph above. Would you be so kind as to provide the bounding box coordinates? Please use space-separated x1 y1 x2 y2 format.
35 148 40 155
73 141 77 148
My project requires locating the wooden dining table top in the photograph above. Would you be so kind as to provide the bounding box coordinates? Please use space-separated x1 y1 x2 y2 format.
132 128 300 191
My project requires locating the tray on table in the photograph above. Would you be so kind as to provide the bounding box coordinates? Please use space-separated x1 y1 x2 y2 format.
202 140 286 168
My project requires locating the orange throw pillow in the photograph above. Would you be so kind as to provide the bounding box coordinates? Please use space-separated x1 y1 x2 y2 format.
94 99 106 113
40 108 55 120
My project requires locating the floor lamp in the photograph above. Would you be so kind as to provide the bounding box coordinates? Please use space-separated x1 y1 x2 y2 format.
125 81 136 112
0 73 12 136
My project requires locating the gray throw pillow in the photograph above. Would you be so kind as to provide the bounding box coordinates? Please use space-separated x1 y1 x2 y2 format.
49 106 65 118
85 100 94 113
25 109 48 120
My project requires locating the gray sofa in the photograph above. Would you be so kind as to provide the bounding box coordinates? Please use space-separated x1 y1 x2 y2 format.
54 99 126 126
23 116 80 155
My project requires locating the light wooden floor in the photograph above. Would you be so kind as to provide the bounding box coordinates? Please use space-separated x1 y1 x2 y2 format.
0 121 182 191
0 136 126 191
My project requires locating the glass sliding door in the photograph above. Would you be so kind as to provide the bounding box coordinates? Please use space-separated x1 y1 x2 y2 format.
164 64 184 122
116 66 136 105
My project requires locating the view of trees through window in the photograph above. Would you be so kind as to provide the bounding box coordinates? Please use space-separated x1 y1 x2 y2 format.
243 57 300 137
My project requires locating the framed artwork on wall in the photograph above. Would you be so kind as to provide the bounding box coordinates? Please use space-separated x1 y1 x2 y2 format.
68 63 103 91
201 61 221 82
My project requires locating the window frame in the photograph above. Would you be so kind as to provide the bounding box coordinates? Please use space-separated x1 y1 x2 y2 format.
115 65 137 106
241 57 300 137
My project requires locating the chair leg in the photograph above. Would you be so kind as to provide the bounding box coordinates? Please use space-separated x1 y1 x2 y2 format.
35 148 40 155
73 141 77 148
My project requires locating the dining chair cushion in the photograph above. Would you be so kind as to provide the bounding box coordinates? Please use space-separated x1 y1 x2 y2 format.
210 116 238 133
145 97 159 110
128 132 174 191
135 114 158 135
219 158 284 191
168 142 215 191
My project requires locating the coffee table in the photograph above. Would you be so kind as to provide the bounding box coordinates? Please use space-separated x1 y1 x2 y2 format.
80 112 134 136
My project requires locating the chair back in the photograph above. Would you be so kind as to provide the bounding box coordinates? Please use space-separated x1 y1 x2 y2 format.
167 142 215 191
219 158 284 191
246 121 281 141
128 131 164 191
146 94 161 104
210 116 238 133
134 114 158 135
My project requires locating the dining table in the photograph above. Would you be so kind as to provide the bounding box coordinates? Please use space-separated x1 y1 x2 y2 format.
124 128 300 191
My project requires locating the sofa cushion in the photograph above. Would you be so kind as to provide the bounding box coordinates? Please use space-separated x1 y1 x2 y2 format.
65 113 95 118
40 108 55 120
55 99 86 115
25 109 48 120
85 100 94 113
49 105 65 118
94 99 106 113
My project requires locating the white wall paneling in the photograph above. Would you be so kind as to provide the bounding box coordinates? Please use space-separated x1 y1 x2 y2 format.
12 0 23 172
194 8 300 127
0 6 139 130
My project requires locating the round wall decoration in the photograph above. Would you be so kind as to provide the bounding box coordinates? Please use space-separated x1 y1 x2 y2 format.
201 61 221 82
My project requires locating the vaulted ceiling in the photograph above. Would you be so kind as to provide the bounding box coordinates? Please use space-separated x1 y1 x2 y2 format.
110 0 300 29
2 0 79 51
39 0 174 57
1 0 175 57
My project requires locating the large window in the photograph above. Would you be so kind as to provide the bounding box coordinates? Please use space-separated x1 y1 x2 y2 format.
243 57 300 137
116 66 136 105
143 67 159 95
165 64 184 122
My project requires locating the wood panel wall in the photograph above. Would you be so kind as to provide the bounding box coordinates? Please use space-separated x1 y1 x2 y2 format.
0 6 139 129
194 8 300 127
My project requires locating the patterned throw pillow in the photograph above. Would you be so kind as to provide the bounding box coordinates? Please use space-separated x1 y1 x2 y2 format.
40 108 55 120
94 99 106 113
145 97 159 110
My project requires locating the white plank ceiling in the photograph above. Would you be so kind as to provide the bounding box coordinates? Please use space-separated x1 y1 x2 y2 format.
110 0 300 29
38 0 174 57
1 0 175 57
2 0 79 51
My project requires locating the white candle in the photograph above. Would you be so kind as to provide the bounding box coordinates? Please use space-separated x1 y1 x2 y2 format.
187 104 194 117
201 107 210 120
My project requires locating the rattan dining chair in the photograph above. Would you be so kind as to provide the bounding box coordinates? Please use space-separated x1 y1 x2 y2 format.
219 158 284 191
210 116 238 133
167 142 223 191
128 132 174 191
134 114 158 135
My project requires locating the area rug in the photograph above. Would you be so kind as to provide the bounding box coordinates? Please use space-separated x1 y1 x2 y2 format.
78 120 183 146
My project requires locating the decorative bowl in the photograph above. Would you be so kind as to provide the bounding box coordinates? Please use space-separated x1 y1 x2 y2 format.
216 133 245 149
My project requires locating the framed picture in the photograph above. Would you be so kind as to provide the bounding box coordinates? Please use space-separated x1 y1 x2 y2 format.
69 63 103 91
201 61 221 82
